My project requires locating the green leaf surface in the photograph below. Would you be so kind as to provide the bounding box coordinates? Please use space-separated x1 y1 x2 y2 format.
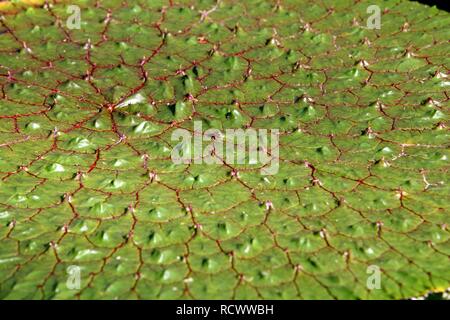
0 0 449 299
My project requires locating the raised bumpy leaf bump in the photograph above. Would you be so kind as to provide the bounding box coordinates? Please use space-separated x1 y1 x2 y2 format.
0 0 449 299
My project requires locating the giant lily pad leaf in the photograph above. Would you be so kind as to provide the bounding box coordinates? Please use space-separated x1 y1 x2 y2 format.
0 0 449 300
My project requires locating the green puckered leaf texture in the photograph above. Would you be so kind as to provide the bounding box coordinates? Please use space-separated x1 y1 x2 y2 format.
0 0 449 299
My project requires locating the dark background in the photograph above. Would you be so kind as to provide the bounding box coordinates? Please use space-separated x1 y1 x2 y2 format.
414 0 449 11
